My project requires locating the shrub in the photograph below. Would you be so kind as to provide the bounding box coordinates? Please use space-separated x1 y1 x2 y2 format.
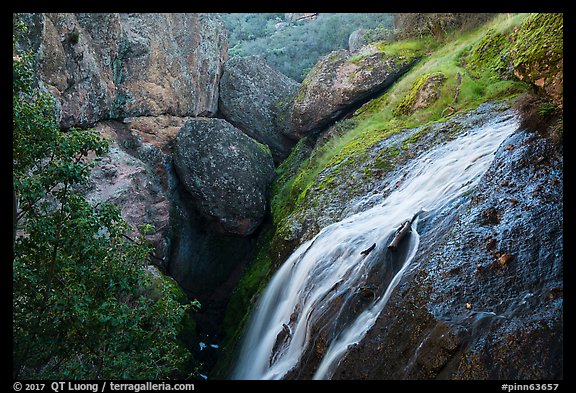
13 23 194 380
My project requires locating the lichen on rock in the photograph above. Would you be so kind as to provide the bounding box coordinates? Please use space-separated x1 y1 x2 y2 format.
290 41 423 137
173 118 276 237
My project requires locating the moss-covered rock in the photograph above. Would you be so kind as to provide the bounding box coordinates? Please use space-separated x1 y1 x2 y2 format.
290 40 423 137
173 118 276 236
510 13 563 107
394 72 446 116
464 13 563 107
464 29 514 80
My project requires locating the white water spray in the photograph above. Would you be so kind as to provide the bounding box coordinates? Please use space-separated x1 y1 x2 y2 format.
231 113 518 380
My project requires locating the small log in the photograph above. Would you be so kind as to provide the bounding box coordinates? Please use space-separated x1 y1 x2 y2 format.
453 72 462 104
440 72 462 117
360 243 376 256
387 221 412 252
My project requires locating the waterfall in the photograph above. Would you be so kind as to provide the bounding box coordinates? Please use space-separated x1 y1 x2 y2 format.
231 112 519 380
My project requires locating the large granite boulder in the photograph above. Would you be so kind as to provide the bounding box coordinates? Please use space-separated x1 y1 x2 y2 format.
290 43 422 137
14 13 228 129
173 118 276 236
219 55 300 163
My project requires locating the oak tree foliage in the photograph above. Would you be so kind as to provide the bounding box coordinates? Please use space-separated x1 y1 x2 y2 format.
13 23 193 380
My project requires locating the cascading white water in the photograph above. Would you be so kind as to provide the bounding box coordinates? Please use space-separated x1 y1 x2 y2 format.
231 112 519 380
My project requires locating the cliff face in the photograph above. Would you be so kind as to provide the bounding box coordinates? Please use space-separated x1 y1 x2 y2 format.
16 13 227 129
13 13 243 327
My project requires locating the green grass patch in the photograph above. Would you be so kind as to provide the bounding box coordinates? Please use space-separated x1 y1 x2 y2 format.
218 13 541 376
348 38 428 65
270 12 533 258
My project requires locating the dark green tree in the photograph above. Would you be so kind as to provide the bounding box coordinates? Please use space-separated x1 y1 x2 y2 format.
13 23 193 380
221 13 395 81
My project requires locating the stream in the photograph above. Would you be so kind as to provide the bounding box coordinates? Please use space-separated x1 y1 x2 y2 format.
231 111 519 380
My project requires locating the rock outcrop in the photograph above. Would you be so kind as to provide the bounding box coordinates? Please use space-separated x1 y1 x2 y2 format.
116 13 227 119
80 121 171 260
331 126 563 379
348 29 368 52
122 115 190 154
510 13 563 108
173 118 276 236
15 13 227 129
394 72 446 116
290 44 422 136
219 55 300 163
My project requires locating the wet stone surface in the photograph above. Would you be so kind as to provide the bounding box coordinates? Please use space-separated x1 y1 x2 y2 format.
330 127 563 380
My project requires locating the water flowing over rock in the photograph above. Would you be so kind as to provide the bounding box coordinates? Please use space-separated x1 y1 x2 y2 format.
173 118 276 236
331 126 563 380
231 107 523 380
219 55 300 163
15 13 227 128
290 44 422 137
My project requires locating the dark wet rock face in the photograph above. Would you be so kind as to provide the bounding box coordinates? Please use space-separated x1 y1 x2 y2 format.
166 184 256 322
173 118 276 236
219 55 300 163
331 128 563 380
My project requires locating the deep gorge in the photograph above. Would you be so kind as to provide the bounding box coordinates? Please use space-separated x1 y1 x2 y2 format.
12 12 563 380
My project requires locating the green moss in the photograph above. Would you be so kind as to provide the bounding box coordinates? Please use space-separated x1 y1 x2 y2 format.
395 72 446 116
293 77 311 105
253 139 273 158
464 29 512 79
513 13 563 66
401 126 429 149
327 52 343 63
511 13 563 81
348 38 426 66
373 38 428 57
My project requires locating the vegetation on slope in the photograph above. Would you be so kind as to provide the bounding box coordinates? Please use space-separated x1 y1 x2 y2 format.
221 13 395 81
217 12 563 377
13 24 201 380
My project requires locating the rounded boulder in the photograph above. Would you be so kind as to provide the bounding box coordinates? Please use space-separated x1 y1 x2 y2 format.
173 118 276 236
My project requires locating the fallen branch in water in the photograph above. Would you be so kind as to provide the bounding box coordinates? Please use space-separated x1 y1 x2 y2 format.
387 221 411 252
360 243 376 256
387 211 420 252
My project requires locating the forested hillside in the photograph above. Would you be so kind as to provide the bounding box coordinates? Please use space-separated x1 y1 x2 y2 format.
220 13 395 81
